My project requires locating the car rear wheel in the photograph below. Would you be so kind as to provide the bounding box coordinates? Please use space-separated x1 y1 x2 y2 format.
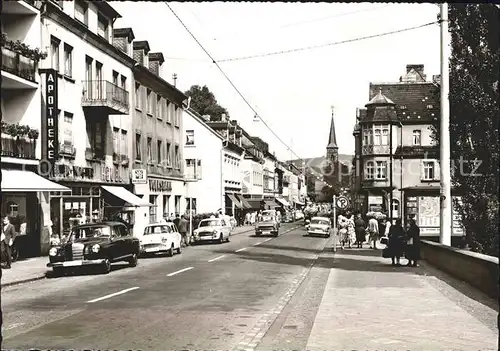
101 259 111 274
128 253 138 267
176 241 182 254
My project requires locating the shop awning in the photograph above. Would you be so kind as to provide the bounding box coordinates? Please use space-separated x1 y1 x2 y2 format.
264 200 277 209
101 185 153 207
275 197 290 207
235 194 252 209
227 193 243 208
293 197 305 206
1 169 70 192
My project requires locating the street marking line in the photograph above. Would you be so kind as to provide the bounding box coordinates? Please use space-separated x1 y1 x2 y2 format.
4 322 25 331
167 266 194 277
87 287 140 303
208 255 226 262
235 248 247 252
262 238 272 243
253 242 263 246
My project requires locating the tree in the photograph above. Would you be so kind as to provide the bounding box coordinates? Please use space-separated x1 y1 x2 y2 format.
431 5 499 255
184 85 229 121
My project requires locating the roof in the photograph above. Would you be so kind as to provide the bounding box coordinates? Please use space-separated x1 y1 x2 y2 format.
326 116 338 149
365 89 395 107
184 108 224 141
113 28 135 41
368 82 439 123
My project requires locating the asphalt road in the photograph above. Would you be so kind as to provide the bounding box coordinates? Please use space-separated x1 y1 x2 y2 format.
1 222 333 350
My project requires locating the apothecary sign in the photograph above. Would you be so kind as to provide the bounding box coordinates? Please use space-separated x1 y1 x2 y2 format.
45 69 59 174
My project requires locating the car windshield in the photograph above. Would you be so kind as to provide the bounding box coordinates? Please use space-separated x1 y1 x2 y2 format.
144 225 171 235
262 211 275 216
258 215 274 222
199 220 220 227
70 226 111 240
311 219 329 226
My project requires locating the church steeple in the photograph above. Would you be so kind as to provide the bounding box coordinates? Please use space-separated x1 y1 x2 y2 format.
326 106 338 162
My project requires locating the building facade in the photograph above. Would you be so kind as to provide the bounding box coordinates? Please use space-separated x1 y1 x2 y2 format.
182 108 224 214
353 64 463 237
38 0 143 252
129 39 187 237
1 0 71 257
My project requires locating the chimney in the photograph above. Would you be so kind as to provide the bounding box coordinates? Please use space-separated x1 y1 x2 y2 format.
113 28 135 56
133 40 151 67
432 74 441 85
202 114 211 122
406 64 426 81
148 52 164 76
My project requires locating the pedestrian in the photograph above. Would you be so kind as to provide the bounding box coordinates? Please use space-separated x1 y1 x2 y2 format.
173 213 180 229
405 218 421 267
354 213 365 248
387 218 406 266
178 214 189 247
1 216 17 269
367 215 379 249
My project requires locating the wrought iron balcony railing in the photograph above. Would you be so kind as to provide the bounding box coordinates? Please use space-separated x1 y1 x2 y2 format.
361 144 390 155
81 80 129 114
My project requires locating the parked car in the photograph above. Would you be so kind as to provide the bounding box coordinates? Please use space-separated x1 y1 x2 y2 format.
140 222 182 257
47 221 140 275
255 214 279 237
192 217 231 244
305 216 331 238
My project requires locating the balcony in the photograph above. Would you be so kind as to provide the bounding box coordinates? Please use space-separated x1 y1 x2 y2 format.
184 166 201 182
1 133 36 159
59 143 76 158
1 46 38 89
81 80 129 115
362 144 390 155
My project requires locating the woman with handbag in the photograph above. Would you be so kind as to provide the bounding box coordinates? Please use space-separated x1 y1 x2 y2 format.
386 218 406 266
405 219 421 267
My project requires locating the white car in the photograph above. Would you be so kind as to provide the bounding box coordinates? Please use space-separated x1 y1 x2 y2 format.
192 218 231 244
140 222 182 256
305 216 331 237
295 210 304 220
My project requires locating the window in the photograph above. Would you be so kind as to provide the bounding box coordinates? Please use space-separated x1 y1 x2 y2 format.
363 129 373 145
374 128 381 145
163 195 170 217
112 71 119 86
157 140 162 165
120 75 126 90
135 133 142 161
166 101 172 123
113 127 120 154
147 89 152 115
157 96 163 119
423 161 435 180
62 112 73 145
413 130 421 145
391 200 400 219
97 14 109 40
95 61 103 98
135 83 141 109
399 105 407 110
149 195 157 223
174 145 180 169
6 201 19 217
86 121 105 156
147 137 153 162
381 128 389 145
174 195 181 214
63 43 72 77
174 106 180 126
50 36 60 71
120 130 127 156
166 142 171 166
364 161 374 180
426 104 433 109
186 130 194 145
197 160 202 179
74 0 88 25
375 161 387 180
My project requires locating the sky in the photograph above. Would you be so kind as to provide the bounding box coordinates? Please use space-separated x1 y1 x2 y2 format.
112 2 441 161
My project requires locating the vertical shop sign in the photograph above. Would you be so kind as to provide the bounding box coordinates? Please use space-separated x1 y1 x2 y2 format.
46 69 59 175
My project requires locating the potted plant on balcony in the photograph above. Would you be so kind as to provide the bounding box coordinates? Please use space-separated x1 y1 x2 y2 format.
1 33 48 62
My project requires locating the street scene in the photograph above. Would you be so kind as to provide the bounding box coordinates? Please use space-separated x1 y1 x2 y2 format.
1 1 499 350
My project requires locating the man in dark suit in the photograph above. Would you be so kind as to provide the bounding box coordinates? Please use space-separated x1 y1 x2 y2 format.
1 216 17 269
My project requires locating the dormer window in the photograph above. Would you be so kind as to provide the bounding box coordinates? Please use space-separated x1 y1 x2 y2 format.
426 104 433 109
98 14 109 40
399 105 407 110
74 0 88 26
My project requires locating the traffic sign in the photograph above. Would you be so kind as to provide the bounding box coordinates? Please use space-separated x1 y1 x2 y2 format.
336 195 350 209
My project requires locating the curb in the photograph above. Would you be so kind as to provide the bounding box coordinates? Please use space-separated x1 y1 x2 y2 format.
1 274 47 288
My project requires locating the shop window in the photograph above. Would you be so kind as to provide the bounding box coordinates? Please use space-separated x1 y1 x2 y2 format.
175 195 181 215
391 199 400 220
6 201 18 217
149 195 157 223
163 195 169 217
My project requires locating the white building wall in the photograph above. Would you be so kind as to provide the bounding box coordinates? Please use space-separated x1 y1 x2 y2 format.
263 157 275 195
182 109 223 213
251 161 263 197
223 148 242 188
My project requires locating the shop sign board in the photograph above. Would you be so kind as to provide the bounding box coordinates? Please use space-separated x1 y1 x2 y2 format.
54 164 124 183
44 69 59 175
131 169 147 184
149 178 172 192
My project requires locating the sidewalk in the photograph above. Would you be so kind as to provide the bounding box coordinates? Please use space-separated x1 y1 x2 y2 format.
1 256 49 288
305 247 498 350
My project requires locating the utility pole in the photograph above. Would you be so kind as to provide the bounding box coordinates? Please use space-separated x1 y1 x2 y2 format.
172 73 178 87
439 3 452 246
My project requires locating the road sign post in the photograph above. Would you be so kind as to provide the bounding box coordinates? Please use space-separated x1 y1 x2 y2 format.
332 194 337 251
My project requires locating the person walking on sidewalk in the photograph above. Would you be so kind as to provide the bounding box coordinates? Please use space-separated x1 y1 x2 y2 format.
354 213 365 249
405 219 421 267
1 216 17 269
178 215 189 247
367 215 379 249
387 218 406 266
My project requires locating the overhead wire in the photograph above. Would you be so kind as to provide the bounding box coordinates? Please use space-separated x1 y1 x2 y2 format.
217 21 439 63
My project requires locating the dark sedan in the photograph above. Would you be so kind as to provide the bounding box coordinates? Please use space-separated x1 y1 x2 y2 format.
47 221 140 275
